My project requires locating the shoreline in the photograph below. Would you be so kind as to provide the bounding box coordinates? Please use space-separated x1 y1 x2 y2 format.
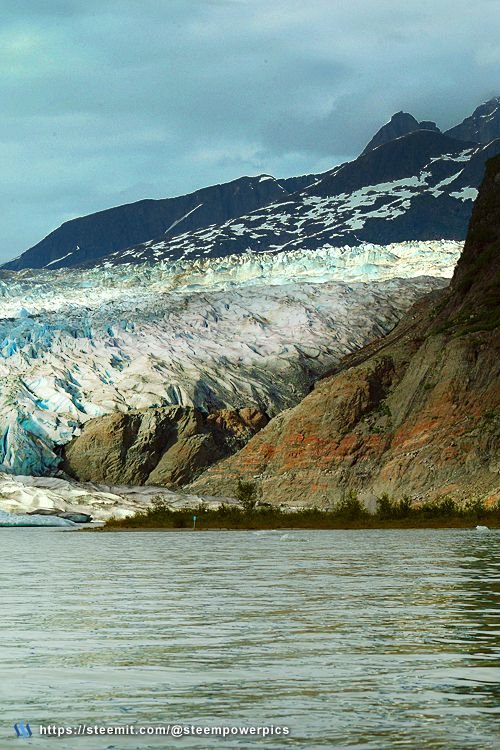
87 520 499 532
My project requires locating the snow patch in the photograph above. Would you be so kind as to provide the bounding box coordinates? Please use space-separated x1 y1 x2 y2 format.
45 251 74 268
449 187 479 202
164 203 203 234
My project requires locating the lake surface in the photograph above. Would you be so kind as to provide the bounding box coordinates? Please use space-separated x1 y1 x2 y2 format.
1 529 499 749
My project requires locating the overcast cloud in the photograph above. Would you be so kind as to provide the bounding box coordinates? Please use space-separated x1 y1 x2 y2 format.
1 0 499 262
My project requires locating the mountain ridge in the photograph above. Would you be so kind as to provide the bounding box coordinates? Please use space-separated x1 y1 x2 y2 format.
4 96 500 271
2 174 291 271
93 132 497 267
444 96 500 144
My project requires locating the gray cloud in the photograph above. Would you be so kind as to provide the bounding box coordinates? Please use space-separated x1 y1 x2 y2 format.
1 0 499 261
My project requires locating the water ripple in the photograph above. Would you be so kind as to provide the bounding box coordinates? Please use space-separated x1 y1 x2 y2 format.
0 528 499 748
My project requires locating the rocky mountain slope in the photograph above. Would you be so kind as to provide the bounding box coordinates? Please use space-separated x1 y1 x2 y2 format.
189 156 500 507
4 98 499 272
62 405 268 488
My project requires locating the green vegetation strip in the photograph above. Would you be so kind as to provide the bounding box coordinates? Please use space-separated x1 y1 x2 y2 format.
101 490 500 531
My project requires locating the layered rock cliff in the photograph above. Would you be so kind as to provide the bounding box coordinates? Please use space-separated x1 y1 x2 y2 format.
189 156 500 506
61 406 268 488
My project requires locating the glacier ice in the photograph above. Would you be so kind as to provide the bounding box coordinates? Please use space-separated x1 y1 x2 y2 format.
0 509 76 527
0 240 461 477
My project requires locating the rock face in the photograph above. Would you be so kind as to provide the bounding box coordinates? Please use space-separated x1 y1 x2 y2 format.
189 156 500 506
61 405 268 488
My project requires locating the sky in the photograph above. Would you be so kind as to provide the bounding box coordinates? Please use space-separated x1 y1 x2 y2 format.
1 0 499 263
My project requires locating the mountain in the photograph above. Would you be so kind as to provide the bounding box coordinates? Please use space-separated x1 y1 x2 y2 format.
2 174 291 271
363 97 500 155
361 111 440 155
445 96 500 144
4 97 500 272
96 132 498 266
189 155 500 507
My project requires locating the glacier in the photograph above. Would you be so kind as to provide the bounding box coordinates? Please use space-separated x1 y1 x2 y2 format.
0 473 231 521
0 240 461 482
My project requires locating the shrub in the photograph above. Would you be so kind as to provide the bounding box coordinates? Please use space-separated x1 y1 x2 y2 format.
236 479 260 511
335 490 366 520
419 496 457 517
461 498 485 519
398 496 412 517
173 516 188 528
376 493 413 519
150 496 171 514
376 492 394 519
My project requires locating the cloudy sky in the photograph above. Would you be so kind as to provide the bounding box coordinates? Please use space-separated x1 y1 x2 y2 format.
1 0 499 263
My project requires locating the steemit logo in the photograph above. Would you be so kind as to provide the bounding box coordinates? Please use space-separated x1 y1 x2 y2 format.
14 722 32 738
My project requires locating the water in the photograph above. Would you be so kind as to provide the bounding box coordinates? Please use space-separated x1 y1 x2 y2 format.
1 529 499 749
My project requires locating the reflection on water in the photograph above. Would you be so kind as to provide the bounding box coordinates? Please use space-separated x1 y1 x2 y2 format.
0 529 499 749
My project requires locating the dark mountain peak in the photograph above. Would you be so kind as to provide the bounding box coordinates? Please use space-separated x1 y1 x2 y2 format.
97 128 494 268
471 96 500 115
312 129 467 199
361 111 420 155
5 96 500 272
445 96 500 144
392 110 418 124
361 111 442 155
